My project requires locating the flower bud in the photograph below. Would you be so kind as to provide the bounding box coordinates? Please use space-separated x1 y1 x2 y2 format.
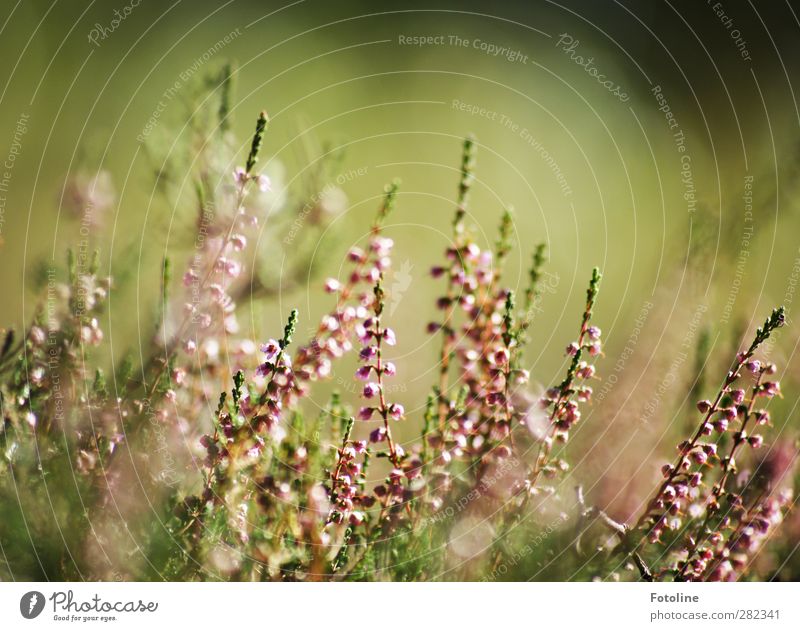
697 400 712 414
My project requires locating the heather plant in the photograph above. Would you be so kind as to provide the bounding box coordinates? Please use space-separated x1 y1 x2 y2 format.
632 308 794 581
1 86 797 581
573 308 796 581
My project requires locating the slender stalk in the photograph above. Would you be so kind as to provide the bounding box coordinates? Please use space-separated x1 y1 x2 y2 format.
146 112 270 400
436 136 476 433
632 308 784 544
676 371 764 579
373 279 400 469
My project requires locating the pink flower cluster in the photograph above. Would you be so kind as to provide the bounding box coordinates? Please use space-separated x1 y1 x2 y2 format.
293 184 399 390
327 422 372 526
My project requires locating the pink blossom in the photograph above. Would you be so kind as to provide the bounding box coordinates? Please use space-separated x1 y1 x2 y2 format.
256 174 271 192
355 365 372 381
362 383 380 399
388 403 404 419
233 167 248 185
261 339 281 362
324 278 341 293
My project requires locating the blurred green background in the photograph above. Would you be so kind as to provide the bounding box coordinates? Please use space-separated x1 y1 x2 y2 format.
2 0 800 521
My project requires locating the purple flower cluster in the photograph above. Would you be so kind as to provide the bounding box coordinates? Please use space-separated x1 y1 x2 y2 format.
626 307 792 581
705 491 793 581
327 421 372 527
356 306 403 463
13 109 797 582
516 268 602 498
293 184 399 390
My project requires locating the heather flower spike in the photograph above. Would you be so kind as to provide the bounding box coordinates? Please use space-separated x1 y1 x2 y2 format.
378 179 400 223
527 267 601 490
217 61 236 133
514 242 548 353
5 100 796 585
495 207 514 272
433 135 479 435
292 179 400 390
613 305 791 581
454 133 476 233
281 308 298 349
358 276 403 469
246 110 268 173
